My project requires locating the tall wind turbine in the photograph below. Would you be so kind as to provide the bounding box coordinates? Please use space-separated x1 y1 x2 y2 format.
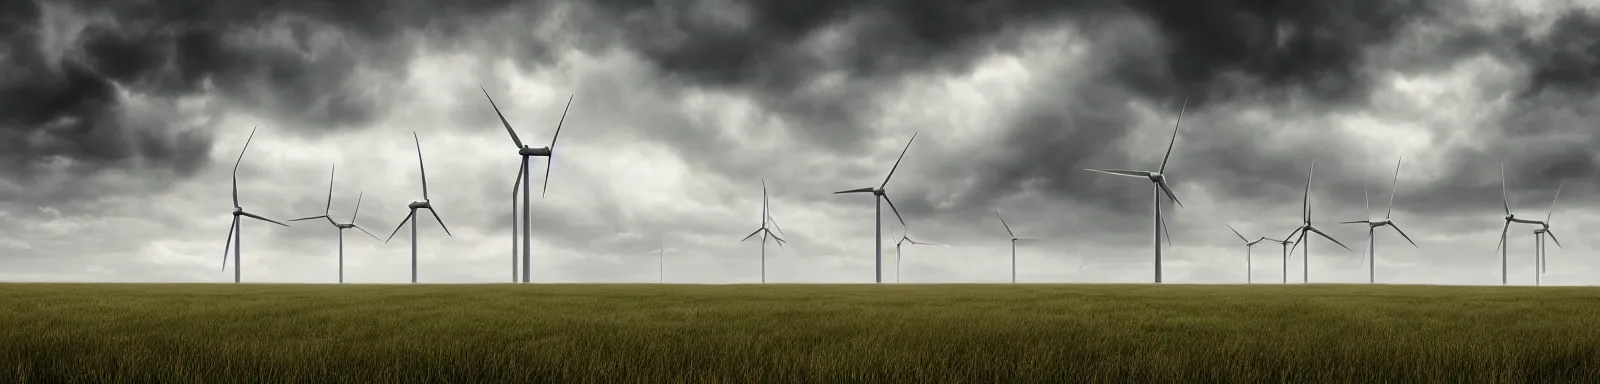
221 127 291 283
1493 162 1548 285
483 87 573 284
892 226 945 283
1338 158 1419 284
995 210 1047 284
646 238 675 284
1286 158 1353 283
834 132 916 284
1256 236 1293 283
1532 180 1564 286
742 179 787 283
385 132 454 283
1085 97 1188 283
1226 224 1266 284
288 164 380 283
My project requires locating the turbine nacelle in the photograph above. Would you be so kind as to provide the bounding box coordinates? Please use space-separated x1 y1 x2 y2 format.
335 223 356 229
408 201 431 210
1148 172 1165 182
232 207 244 215
518 146 552 157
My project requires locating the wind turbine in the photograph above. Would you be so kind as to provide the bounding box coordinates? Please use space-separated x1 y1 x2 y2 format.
995 210 1049 284
384 132 454 283
1493 162 1548 285
483 87 573 284
1533 180 1564 286
645 238 675 284
742 179 787 284
1286 158 1353 283
1256 236 1293 283
1338 158 1419 284
1226 224 1266 284
1085 97 1188 283
892 226 945 283
834 132 916 284
220 127 290 283
288 164 380 284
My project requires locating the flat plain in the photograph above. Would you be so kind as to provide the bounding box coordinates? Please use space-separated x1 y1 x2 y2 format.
3 283 1599 383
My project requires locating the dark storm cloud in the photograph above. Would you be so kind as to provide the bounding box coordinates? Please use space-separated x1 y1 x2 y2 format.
0 0 542 187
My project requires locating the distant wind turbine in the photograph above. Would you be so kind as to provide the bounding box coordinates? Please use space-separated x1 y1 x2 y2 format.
995 210 1048 284
645 238 675 284
220 127 291 283
483 88 574 284
1286 158 1353 283
1085 97 1188 283
834 132 916 284
1339 158 1419 284
892 226 945 283
1493 162 1547 285
1226 224 1266 284
1532 180 1564 286
288 164 380 283
384 132 454 283
742 179 787 283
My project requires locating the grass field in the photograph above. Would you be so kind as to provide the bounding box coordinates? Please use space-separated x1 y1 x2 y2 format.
3 283 1600 383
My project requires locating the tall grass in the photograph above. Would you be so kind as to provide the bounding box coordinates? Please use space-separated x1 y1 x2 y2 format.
2 283 1598 383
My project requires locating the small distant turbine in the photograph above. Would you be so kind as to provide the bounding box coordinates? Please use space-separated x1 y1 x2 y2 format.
742 179 787 284
384 132 454 283
1286 158 1353 283
1339 158 1419 284
1085 97 1188 283
1532 180 1564 286
995 210 1049 284
220 127 291 283
892 226 945 283
1493 162 1547 285
1226 224 1266 284
645 237 675 284
834 132 916 284
287 164 380 283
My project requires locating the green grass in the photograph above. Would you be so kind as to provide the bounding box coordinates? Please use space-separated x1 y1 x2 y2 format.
3 283 1600 383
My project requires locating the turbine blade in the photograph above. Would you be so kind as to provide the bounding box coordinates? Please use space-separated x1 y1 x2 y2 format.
741 228 763 242
549 94 572 149
221 219 237 271
1501 162 1510 215
834 187 876 194
1158 96 1189 173
1548 231 1564 249
1226 224 1248 243
1288 230 1305 255
761 179 769 223
1386 157 1401 219
995 210 1016 237
427 208 452 237
513 159 525 197
770 231 788 248
880 132 918 188
1303 158 1314 221
1389 223 1419 248
767 215 788 238
1363 187 1370 221
385 211 415 244
414 132 429 200
324 163 335 215
1307 227 1352 252
231 127 257 208
240 212 290 227
1547 180 1564 224
542 156 554 198
354 225 381 241
289 215 328 222
480 85 525 148
351 191 364 223
1085 169 1151 178
1493 221 1508 256
1157 180 1183 207
881 194 908 228
1160 214 1173 247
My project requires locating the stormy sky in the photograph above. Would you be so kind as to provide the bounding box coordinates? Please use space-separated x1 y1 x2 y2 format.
3 0 1599 285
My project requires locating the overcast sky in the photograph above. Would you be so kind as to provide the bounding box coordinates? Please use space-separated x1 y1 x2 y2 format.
3 0 1599 285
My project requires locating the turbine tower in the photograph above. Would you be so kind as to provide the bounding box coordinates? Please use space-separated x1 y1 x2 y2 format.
1226 224 1266 284
1532 180 1564 286
1338 158 1418 284
995 210 1045 284
1493 162 1547 285
384 132 454 283
220 127 291 283
892 226 945 283
834 132 916 284
288 164 380 283
1085 97 1188 283
483 88 573 284
1286 158 1353 283
741 179 787 284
